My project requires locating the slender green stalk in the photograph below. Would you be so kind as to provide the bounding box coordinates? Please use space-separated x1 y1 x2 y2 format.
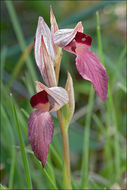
96 11 121 181
5 0 37 83
11 95 32 189
80 86 95 188
9 147 16 189
57 110 72 189
108 89 121 180
42 168 57 189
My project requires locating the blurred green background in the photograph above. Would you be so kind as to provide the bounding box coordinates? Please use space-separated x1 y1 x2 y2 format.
1 0 126 189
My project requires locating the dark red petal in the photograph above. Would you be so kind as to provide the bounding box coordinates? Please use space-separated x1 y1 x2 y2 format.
28 110 54 167
75 32 92 46
30 91 49 108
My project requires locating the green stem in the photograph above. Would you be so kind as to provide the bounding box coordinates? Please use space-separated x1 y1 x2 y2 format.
80 86 95 189
57 110 72 189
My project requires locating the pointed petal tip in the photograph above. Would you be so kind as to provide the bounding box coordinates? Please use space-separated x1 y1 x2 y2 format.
38 16 44 23
65 72 75 117
50 5 58 33
50 5 53 13
75 21 84 33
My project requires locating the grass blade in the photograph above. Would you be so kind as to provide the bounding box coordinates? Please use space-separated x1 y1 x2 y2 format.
10 95 32 189
9 147 16 189
5 0 37 83
80 86 95 188
96 11 121 181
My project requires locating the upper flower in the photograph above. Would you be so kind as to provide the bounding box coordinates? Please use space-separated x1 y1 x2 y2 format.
54 22 108 101
34 7 61 87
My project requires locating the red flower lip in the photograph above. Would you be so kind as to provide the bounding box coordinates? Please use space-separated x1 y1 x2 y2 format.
75 32 92 46
30 91 49 108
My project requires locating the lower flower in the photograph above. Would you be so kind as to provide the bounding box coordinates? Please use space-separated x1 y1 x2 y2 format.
28 82 68 167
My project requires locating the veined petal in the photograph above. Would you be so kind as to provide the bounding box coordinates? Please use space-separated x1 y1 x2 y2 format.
65 72 75 117
75 44 108 101
34 17 56 87
41 37 57 87
36 81 69 111
54 22 83 47
28 110 54 167
50 6 62 79
35 16 55 62
30 90 50 112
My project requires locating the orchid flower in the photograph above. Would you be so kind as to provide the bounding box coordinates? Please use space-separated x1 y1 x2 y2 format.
54 22 108 101
28 9 69 167
28 82 68 167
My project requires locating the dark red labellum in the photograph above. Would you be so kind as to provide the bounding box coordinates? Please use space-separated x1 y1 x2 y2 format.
75 32 92 46
30 91 49 108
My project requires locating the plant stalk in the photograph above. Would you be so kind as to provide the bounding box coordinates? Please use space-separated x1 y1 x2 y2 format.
57 110 72 189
